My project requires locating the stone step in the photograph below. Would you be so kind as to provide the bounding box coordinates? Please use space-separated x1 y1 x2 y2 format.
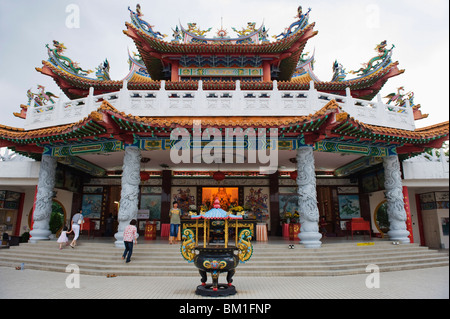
0 248 444 264
0 240 447 277
1 259 447 277
5 241 431 255
1 249 447 267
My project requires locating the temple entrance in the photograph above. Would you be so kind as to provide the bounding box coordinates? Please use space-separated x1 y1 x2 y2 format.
201 187 239 211
317 187 335 236
105 186 120 237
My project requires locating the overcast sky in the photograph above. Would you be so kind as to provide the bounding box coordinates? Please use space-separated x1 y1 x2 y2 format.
0 0 448 129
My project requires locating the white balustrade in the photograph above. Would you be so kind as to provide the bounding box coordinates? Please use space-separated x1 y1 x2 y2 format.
23 80 416 131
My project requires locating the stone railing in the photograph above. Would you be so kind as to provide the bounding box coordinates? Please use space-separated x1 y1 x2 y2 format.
24 80 415 131
402 148 449 179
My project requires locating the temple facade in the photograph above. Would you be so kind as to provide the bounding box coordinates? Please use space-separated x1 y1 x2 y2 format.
0 4 448 248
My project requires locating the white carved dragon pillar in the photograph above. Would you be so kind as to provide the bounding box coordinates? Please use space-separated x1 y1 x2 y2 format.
383 155 410 243
296 146 322 248
114 146 141 248
29 155 57 242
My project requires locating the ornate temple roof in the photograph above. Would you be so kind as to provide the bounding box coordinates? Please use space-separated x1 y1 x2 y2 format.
1 99 448 159
33 5 402 101
290 42 404 100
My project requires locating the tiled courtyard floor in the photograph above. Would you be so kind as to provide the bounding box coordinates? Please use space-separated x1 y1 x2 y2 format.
1 265 447 299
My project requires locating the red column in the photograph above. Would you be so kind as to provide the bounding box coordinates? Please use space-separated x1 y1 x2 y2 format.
415 194 426 246
402 186 414 243
263 61 271 82
171 61 179 82
13 193 25 236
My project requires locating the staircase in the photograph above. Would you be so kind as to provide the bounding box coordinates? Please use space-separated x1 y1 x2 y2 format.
0 239 448 277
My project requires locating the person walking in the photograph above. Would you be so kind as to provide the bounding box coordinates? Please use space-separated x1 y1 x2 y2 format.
122 219 138 263
70 209 84 248
169 201 181 245
57 226 72 250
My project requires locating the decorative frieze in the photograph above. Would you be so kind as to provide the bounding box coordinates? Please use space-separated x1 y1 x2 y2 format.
171 178 270 186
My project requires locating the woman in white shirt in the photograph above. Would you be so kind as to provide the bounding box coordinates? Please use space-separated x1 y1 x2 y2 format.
70 209 84 248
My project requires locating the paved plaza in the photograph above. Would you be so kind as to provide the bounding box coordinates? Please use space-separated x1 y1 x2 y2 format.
0 265 448 300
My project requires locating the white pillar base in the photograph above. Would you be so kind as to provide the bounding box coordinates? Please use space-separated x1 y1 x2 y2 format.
29 229 51 243
388 230 411 244
298 232 322 248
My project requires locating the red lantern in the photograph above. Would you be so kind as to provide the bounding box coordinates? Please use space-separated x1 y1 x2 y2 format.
213 171 226 182
290 171 298 181
140 171 150 181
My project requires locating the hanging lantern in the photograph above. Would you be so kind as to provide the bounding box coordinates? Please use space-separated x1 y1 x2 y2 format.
290 170 298 181
213 171 226 182
140 171 150 181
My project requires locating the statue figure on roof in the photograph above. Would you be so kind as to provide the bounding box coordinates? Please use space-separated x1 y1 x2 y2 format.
274 5 311 39
46 40 93 76
232 22 257 37
384 87 415 107
384 86 428 120
136 4 143 17
331 60 347 82
349 40 394 76
258 26 270 42
95 59 111 81
186 22 212 37
24 85 58 109
128 4 167 39
171 25 183 43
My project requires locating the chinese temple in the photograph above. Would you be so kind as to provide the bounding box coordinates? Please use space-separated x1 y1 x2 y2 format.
0 4 448 249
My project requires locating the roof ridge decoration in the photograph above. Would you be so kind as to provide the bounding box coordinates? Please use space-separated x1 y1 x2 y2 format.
384 87 429 120
46 40 114 83
291 51 320 83
349 40 394 77
128 4 284 45
128 4 167 40
291 39 402 93
273 5 311 40
125 50 151 81
14 85 59 119
95 59 111 81
331 60 347 82
46 40 93 77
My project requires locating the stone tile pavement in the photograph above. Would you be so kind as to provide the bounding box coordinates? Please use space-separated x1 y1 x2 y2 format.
0 265 448 300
